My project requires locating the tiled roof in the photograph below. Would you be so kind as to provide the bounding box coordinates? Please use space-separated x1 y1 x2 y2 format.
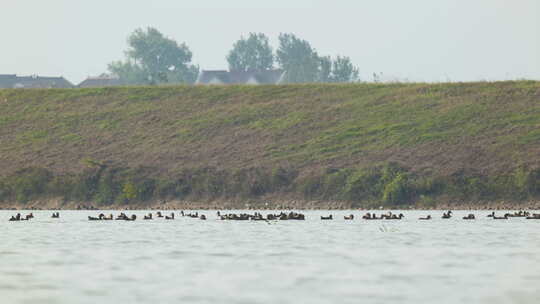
0 74 73 88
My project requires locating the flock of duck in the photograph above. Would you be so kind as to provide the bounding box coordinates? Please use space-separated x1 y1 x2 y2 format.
7 210 540 222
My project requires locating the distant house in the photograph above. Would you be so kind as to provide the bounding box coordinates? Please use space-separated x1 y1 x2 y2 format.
78 74 124 88
0 74 73 88
196 70 285 85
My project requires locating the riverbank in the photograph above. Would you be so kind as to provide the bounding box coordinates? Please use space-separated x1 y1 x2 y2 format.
2 198 539 211
1 83 538 207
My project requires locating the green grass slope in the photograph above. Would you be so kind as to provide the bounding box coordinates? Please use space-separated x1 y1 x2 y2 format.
0 82 539 206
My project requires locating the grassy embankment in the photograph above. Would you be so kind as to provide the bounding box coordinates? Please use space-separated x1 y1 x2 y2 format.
0 82 539 208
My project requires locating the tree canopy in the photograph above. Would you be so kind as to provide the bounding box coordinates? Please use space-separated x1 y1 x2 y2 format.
227 33 274 72
318 55 359 83
106 28 359 85
276 33 321 83
108 27 199 85
276 33 359 83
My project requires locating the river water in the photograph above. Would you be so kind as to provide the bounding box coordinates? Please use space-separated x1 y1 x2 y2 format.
1 210 539 304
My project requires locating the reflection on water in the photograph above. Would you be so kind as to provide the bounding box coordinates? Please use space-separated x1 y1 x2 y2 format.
1 210 539 304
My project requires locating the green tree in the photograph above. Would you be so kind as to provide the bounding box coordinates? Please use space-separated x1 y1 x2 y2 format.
227 33 274 72
318 56 332 83
108 27 199 85
107 61 148 85
276 33 320 83
330 56 359 82
317 56 359 83
276 34 359 83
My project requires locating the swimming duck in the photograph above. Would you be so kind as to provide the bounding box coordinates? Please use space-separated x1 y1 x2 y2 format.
88 214 104 221
387 213 404 220
289 213 305 220
143 213 153 220
419 215 432 220
320 215 333 220
200 215 207 220
344 214 354 220
165 213 175 220
116 213 128 220
463 214 475 220
365 213 383 220
124 214 137 221
493 214 508 220
51 212 60 218
442 211 453 219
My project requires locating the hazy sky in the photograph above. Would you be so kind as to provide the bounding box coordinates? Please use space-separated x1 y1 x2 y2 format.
1 0 538 84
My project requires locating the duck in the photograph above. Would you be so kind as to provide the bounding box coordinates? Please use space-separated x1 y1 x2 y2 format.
320 215 333 220
419 215 432 220
366 213 383 220
143 213 153 220
289 213 305 220
124 214 137 221
493 214 508 220
463 214 475 220
344 214 354 220
200 215 207 220
156 211 164 218
11 213 22 221
88 214 104 221
487 211 495 218
387 213 404 220
51 212 60 218
116 213 128 220
165 213 175 220
442 211 453 219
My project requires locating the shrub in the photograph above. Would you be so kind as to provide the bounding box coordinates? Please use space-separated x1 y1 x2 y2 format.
298 175 323 199
343 168 381 201
382 173 411 205
10 168 52 203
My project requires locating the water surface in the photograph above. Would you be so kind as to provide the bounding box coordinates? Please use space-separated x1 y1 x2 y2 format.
1 210 539 304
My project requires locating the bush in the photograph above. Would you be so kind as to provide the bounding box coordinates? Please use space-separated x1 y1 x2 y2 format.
514 167 540 198
321 168 351 199
298 175 323 199
343 168 381 201
0 181 10 202
94 169 119 205
382 173 412 205
271 167 296 191
10 168 52 203
0 163 537 207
